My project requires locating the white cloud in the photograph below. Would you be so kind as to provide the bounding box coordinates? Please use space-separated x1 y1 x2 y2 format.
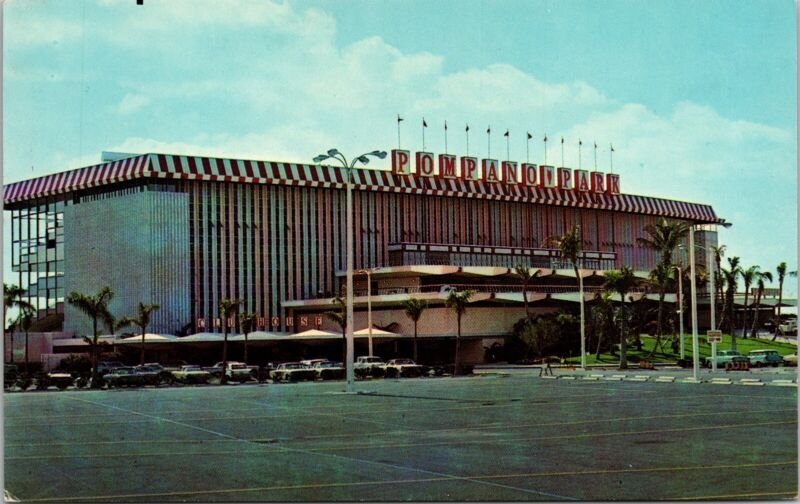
114 93 150 114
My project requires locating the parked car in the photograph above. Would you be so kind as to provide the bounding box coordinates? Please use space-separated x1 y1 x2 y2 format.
704 350 748 368
778 319 797 334
170 365 212 384
134 364 172 385
354 356 386 378
103 367 146 388
225 362 256 382
270 362 317 383
47 370 75 390
4 364 19 388
782 353 797 367
313 361 345 380
747 349 784 367
384 358 427 378
300 358 329 367
97 361 125 376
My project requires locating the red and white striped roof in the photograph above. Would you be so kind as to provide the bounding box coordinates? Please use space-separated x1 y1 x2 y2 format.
3 153 720 222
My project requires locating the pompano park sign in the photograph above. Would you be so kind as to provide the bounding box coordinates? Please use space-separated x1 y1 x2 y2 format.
390 149 621 194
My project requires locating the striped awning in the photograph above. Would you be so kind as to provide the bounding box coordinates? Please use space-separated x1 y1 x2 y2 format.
3 153 721 222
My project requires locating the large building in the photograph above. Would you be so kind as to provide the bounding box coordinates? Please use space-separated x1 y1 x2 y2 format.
4 150 725 364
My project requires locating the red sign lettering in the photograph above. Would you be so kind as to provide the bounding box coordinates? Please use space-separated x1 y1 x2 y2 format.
539 165 556 188
482 159 499 183
391 149 411 175
416 152 435 177
502 161 518 184
557 168 572 190
606 174 620 195
439 154 457 178
522 163 537 186
460 157 479 181
591 172 605 193
574 170 590 192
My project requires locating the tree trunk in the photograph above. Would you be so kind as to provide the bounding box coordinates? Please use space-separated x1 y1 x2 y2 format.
244 333 249 364
742 292 750 339
91 318 100 388
619 298 628 370
750 290 762 338
523 280 529 318
649 288 666 358
413 321 418 363
24 329 29 374
140 327 146 365
221 326 228 384
772 278 784 341
453 315 461 377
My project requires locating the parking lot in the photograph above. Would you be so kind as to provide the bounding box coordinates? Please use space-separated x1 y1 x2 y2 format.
5 374 798 501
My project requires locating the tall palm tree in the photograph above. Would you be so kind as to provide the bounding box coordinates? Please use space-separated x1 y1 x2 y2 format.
17 306 34 374
710 245 726 329
740 265 759 339
219 298 242 384
637 218 690 342
402 298 428 362
603 266 637 370
547 224 586 367
750 271 773 338
324 297 347 363
513 265 540 318
66 287 114 388
647 262 673 358
721 257 741 350
119 303 160 365
446 290 475 376
4 283 33 364
238 312 256 364
773 262 798 340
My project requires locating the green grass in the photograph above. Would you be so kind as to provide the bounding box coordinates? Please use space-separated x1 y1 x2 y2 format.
564 333 796 366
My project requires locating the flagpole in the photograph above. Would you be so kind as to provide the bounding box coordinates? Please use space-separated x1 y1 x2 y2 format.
560 137 564 167
444 121 448 154
466 125 470 157
487 126 491 158
610 144 614 174
505 131 510 161
543 135 548 164
593 141 597 170
578 140 582 169
526 133 530 163
422 118 426 152
397 114 402 149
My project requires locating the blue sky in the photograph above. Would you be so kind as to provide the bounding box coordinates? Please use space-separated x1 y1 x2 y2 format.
3 0 797 296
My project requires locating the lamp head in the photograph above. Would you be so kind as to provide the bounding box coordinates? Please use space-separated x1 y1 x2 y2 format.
327 148 340 157
313 155 328 163
371 150 388 159
357 155 370 164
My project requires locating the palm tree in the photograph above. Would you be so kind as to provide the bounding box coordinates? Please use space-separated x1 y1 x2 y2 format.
402 298 428 362
17 306 34 374
647 262 673 358
750 271 773 338
324 297 347 363
513 265 540 318
710 245 726 329
591 290 615 358
238 312 256 364
740 265 759 339
446 290 475 376
637 218 690 343
219 298 242 384
119 303 160 365
547 224 586 367
603 266 637 370
4 283 33 364
66 287 114 388
721 257 741 350
773 262 797 340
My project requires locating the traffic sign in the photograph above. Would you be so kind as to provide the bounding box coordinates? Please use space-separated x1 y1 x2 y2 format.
706 330 722 343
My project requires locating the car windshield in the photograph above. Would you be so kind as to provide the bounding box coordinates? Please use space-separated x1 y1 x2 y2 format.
230 364 247 369
318 362 341 368
183 366 202 371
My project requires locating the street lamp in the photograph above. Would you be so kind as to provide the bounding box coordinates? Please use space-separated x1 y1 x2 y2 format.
357 268 373 357
313 148 387 392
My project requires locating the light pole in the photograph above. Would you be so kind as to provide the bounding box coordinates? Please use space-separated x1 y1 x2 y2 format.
689 227 700 381
674 265 684 361
313 149 387 392
357 269 373 357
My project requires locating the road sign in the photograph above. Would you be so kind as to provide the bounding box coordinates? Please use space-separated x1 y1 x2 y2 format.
706 330 722 343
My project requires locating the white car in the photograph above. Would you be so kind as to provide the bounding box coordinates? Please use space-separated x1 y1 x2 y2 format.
384 358 427 378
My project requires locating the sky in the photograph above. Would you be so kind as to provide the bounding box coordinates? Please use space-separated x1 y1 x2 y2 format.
2 0 797 296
